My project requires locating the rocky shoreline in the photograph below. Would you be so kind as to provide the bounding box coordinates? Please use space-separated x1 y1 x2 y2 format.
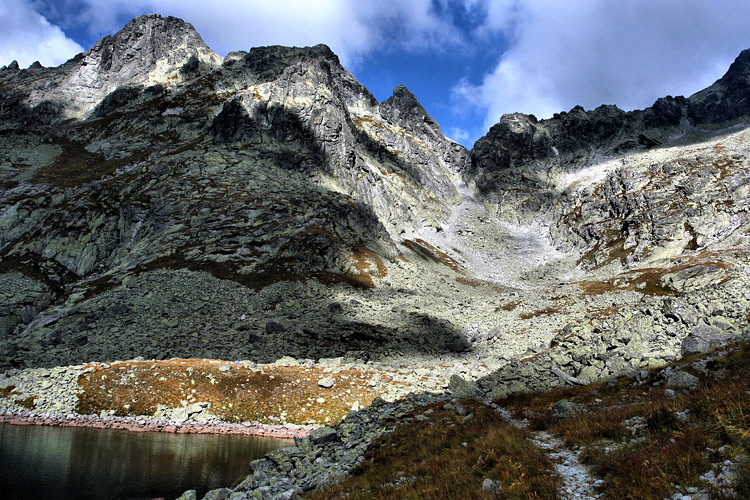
0 407 312 438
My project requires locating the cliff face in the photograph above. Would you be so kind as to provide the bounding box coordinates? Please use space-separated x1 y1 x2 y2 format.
209 45 464 234
470 48 750 194
0 14 748 393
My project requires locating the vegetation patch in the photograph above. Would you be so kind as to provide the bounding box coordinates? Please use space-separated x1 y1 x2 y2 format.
309 399 559 500
496 339 750 499
455 276 509 292
495 301 520 312
402 239 464 273
519 308 560 320
140 252 375 292
575 230 634 271
76 358 394 425
0 385 36 409
577 251 735 297
587 305 624 321
31 140 147 187
348 243 388 288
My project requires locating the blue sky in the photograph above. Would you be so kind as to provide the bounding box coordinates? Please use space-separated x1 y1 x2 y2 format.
2 1 750 147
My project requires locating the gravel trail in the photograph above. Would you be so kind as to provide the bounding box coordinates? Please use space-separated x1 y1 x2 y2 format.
488 401 602 499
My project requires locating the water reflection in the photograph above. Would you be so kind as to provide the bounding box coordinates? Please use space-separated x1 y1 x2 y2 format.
0 423 290 500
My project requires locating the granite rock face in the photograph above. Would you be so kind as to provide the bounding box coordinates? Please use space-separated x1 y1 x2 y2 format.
210 46 462 234
689 49 750 125
468 49 750 272
469 48 750 212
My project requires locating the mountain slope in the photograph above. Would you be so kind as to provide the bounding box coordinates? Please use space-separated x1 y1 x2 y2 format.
1 14 750 499
0 15 469 368
466 49 750 270
0 14 747 407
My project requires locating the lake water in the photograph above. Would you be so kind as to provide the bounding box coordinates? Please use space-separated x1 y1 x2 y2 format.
0 423 291 500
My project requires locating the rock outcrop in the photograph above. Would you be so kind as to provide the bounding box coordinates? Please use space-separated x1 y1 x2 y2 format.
468 49 750 215
467 49 750 271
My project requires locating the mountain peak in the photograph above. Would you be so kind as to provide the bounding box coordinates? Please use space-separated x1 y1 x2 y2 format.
17 14 223 119
720 48 750 86
240 43 340 69
2 60 19 72
118 13 200 38
92 13 219 68
380 84 442 136
687 48 750 125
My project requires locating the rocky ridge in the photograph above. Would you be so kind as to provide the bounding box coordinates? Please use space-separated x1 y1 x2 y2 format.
468 50 750 268
0 15 469 367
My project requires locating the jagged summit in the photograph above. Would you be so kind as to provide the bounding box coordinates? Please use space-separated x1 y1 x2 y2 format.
380 84 443 138
61 13 222 113
89 13 220 71
688 48 750 124
2 60 19 71
0 13 222 121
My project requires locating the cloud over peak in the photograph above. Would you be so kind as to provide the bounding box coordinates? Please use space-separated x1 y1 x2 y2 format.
459 0 750 129
3 0 750 147
0 0 83 68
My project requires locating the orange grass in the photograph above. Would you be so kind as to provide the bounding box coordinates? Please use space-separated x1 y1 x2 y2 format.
76 358 395 425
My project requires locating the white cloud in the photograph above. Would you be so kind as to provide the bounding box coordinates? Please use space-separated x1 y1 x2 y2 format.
447 126 471 144
0 0 83 68
47 0 465 68
459 0 750 128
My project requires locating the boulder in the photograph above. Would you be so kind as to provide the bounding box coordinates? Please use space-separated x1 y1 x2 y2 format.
176 490 197 500
202 488 231 500
482 478 502 494
265 321 286 334
666 370 699 389
309 426 338 445
552 399 586 418
317 377 335 389
448 374 482 398
681 324 733 356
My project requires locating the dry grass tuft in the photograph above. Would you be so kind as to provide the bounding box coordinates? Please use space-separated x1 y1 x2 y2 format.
0 384 37 409
455 276 509 292
519 308 560 320
495 301 520 312
348 243 388 288
32 140 147 187
308 399 559 500
402 239 464 273
578 251 736 297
